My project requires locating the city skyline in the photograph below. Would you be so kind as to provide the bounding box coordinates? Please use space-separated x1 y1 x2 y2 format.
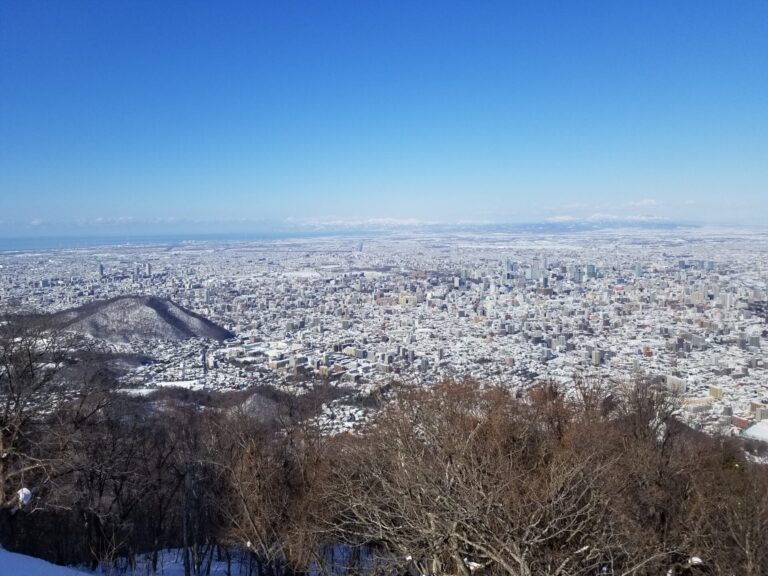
2 1 767 235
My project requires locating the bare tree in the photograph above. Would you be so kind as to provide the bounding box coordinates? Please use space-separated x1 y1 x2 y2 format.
688 452 768 576
0 318 84 506
212 406 330 576
318 382 627 576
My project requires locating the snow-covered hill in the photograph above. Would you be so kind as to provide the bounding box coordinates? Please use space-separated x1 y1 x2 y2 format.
51 296 233 343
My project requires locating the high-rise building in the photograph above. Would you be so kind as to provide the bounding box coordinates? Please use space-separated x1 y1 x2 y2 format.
570 265 583 283
503 259 516 283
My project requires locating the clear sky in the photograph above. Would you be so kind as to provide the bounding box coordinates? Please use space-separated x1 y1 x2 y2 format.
1 1 767 235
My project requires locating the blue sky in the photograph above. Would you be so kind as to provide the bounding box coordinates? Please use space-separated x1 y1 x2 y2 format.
1 1 767 235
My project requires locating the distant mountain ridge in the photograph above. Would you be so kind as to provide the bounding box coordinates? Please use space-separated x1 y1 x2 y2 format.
51 295 233 343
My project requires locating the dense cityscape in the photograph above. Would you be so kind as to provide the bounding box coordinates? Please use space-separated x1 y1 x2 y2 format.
2 226 766 441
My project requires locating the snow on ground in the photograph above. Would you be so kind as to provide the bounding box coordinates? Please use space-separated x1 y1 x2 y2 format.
0 548 253 576
744 420 768 443
116 388 156 396
153 380 204 390
100 549 253 576
0 547 88 576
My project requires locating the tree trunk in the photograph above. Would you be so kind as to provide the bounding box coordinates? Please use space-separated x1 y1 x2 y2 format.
183 466 191 576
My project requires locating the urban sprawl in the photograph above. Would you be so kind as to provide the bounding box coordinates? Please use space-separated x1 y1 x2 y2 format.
1 227 767 441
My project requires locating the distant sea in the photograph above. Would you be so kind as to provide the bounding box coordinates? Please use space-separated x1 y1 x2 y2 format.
0 231 375 252
0 220 708 252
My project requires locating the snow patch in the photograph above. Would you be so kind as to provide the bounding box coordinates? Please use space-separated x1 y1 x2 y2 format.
0 548 88 575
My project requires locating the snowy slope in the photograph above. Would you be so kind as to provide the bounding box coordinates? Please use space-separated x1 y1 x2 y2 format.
0 548 88 576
